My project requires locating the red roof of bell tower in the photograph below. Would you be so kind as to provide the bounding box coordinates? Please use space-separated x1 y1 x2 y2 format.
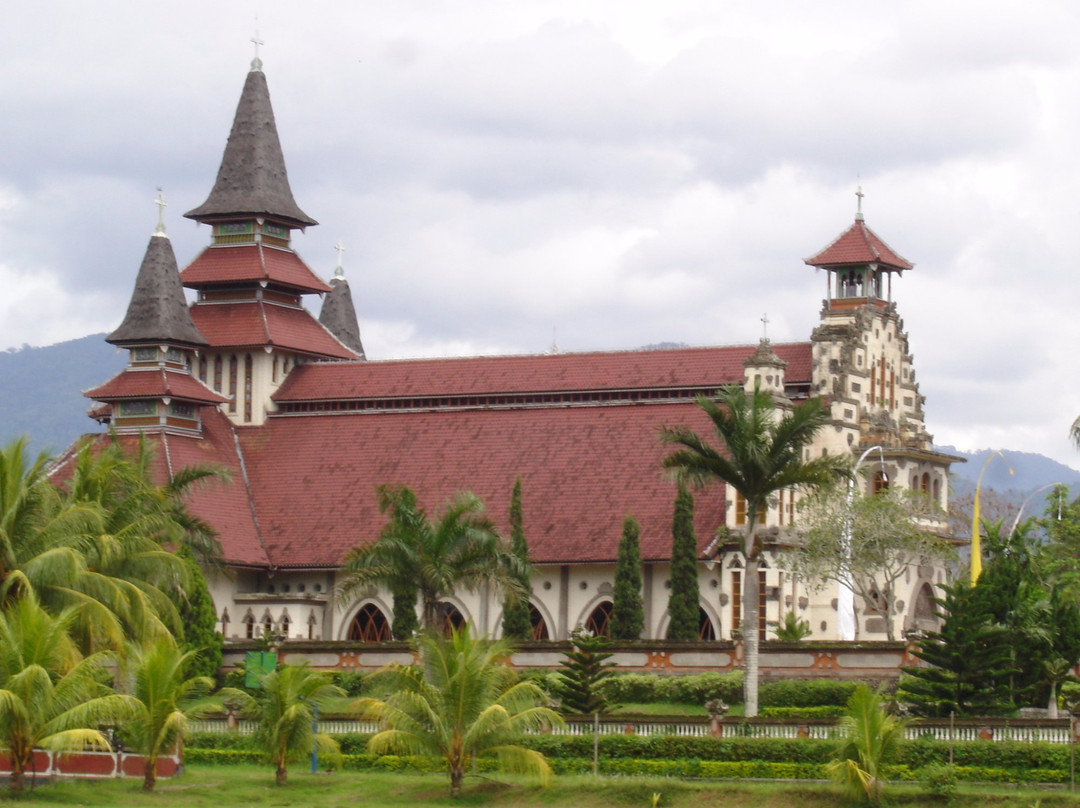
804 189 913 272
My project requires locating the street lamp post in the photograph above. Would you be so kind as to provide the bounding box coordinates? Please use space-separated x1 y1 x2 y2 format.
838 446 886 641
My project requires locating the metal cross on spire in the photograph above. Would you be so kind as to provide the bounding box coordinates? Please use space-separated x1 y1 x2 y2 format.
251 20 264 71
855 184 865 221
760 313 769 340
333 240 345 278
154 188 167 236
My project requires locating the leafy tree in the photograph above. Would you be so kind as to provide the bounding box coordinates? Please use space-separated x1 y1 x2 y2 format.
788 488 952 640
501 477 532 640
0 594 137 792
340 485 525 631
172 545 222 680
828 685 907 807
122 636 225 791
556 628 615 715
230 663 345 785
1043 586 1080 717
661 383 847 715
897 581 1017 716
611 514 644 640
356 624 562 797
666 485 700 641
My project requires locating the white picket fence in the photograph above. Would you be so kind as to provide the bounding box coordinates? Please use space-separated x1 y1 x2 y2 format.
187 718 1074 743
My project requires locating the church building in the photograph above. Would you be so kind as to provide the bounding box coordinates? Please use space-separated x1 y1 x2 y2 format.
78 56 959 648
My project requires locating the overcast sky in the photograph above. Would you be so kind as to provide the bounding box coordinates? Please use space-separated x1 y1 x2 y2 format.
2 1 1079 467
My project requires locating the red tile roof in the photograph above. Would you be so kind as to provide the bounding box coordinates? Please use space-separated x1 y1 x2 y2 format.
804 219 913 272
83 367 229 404
49 409 269 567
274 343 812 403
180 244 331 293
190 301 358 359
240 400 731 568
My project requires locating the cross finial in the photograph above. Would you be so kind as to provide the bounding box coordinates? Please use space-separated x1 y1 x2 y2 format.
855 185 865 221
153 188 167 236
333 240 345 279
549 326 559 355
760 313 769 340
251 20 264 72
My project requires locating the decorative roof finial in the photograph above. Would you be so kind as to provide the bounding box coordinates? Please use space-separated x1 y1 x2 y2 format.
333 240 345 279
549 326 559 355
250 20 264 72
153 188 168 237
855 184 865 222
760 313 769 341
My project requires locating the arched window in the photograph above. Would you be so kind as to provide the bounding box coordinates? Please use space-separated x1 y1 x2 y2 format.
698 608 717 641
921 473 930 493
348 603 391 642
932 477 940 504
584 601 613 638
436 602 466 635
529 604 549 640
243 353 253 422
279 610 291 639
220 608 230 638
228 355 238 413
261 609 274 637
873 470 889 495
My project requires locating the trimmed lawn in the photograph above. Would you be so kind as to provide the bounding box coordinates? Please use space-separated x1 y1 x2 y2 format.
3 766 1080 807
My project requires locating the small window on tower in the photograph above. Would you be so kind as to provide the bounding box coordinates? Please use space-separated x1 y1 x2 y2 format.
133 347 157 363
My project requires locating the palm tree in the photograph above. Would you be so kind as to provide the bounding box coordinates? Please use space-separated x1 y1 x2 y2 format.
356 624 563 796
661 383 846 716
339 485 525 632
1 436 226 653
121 636 225 791
231 663 345 785
828 685 907 806
0 594 137 792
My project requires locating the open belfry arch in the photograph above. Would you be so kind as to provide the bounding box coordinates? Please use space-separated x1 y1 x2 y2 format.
75 55 960 650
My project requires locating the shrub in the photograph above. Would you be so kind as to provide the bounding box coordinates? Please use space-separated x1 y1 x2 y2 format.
599 671 744 706
760 679 859 708
919 763 958 799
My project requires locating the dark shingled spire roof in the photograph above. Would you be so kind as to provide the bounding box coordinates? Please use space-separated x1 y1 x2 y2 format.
184 66 317 229
319 273 365 358
107 233 208 347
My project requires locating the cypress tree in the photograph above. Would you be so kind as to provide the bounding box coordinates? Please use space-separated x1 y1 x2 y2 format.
501 477 533 639
666 485 700 640
391 580 419 640
897 581 1017 716
611 514 644 640
173 545 223 680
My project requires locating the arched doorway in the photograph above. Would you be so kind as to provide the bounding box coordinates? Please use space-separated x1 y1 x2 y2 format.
347 603 391 642
584 601 612 638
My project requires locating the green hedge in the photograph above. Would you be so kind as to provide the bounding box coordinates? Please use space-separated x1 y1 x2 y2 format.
599 672 744 705
758 679 859 708
758 706 844 719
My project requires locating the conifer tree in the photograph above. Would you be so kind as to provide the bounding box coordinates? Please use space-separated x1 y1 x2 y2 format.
666 485 700 640
897 581 1017 716
611 514 644 640
502 477 532 639
556 628 615 714
173 545 223 680
391 580 419 640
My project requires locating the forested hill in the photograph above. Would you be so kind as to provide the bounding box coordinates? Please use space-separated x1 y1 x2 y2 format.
0 334 124 458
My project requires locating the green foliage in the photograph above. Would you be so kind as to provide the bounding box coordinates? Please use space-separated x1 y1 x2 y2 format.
228 662 346 785
660 382 848 715
828 685 907 806
759 679 859 708
758 705 844 718
340 485 524 630
919 763 958 799
0 594 138 792
611 514 644 640
501 477 533 640
121 635 226 791
666 485 700 641
390 579 418 640
898 580 1018 717
599 671 744 706
557 628 616 714
354 624 563 796
773 611 812 642
172 545 223 680
332 671 369 697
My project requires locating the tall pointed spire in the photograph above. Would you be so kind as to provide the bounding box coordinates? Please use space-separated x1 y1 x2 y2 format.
184 65 317 229
318 244 366 359
108 196 207 348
